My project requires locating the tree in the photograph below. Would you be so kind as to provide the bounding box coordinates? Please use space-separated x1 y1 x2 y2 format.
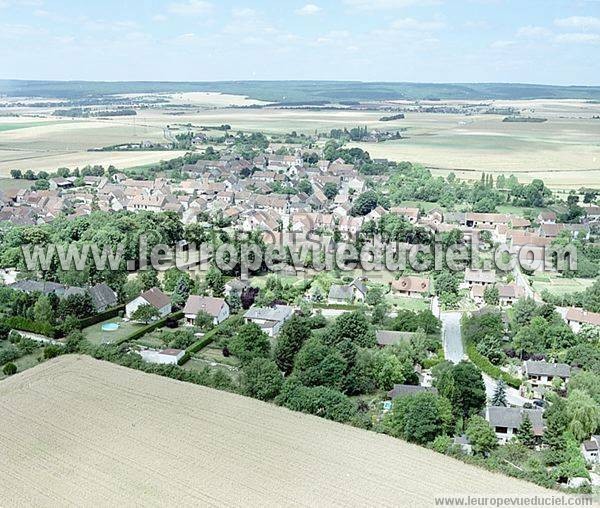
293 338 347 389
171 274 191 309
437 361 486 419
434 272 459 296
483 285 499 306
323 182 339 200
566 389 600 441
517 414 535 448
0 322 11 341
328 311 376 348
194 311 214 332
491 380 507 407
350 190 378 216
229 322 270 363
206 265 225 297
384 392 453 445
466 415 497 455
274 315 312 375
138 268 160 291
241 358 283 401
275 378 356 423
33 295 54 324
2 362 17 376
131 304 160 324
58 292 95 320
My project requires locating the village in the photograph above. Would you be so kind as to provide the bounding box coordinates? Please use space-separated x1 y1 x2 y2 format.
0 132 599 494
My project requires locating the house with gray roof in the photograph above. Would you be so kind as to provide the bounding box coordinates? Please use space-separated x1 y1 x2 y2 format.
581 436 600 464
327 278 367 305
387 384 437 400
89 283 118 312
485 406 544 444
376 330 415 347
524 360 570 388
243 305 294 337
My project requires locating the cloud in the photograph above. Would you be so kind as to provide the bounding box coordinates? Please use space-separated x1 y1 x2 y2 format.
295 3 322 15
391 17 445 31
555 32 600 43
168 0 212 16
516 25 551 38
344 0 440 10
554 16 600 30
152 14 167 22
490 40 516 49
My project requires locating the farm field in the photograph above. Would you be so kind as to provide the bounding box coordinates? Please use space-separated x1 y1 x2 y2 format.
0 355 553 505
1 95 599 186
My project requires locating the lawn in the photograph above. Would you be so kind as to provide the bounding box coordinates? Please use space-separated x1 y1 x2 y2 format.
531 276 595 296
83 317 146 345
386 296 430 312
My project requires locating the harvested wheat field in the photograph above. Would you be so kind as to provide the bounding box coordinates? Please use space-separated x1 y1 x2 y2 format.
0 355 556 507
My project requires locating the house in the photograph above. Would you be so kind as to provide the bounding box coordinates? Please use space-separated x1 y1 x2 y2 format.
327 278 367 304
581 436 600 464
89 283 118 312
390 276 430 298
243 305 294 337
387 384 438 400
523 360 570 388
537 211 556 224
472 283 525 306
564 307 600 333
224 278 249 297
126 287 171 320
139 348 185 365
376 330 415 347
485 406 544 444
183 296 229 325
464 269 496 287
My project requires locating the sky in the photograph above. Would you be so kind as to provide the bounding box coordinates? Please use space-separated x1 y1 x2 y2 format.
1 0 599 85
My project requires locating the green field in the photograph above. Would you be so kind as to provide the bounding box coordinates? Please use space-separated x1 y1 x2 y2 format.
83 318 145 345
0 347 44 380
531 276 595 296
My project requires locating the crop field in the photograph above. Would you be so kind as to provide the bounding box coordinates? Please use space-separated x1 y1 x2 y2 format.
1 95 599 187
0 355 553 506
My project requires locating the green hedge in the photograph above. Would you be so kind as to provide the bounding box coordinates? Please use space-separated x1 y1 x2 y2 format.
313 303 361 311
186 326 220 354
79 304 125 329
465 340 521 389
3 316 58 339
115 311 184 346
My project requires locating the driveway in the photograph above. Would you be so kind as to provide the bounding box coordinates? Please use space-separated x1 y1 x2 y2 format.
441 312 464 364
482 373 528 407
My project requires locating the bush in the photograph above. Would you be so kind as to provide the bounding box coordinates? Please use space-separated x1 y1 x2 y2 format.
78 305 125 328
2 362 17 376
465 341 521 389
43 345 62 359
2 316 58 338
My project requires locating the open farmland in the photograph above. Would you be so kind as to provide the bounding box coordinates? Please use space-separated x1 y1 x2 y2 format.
1 95 599 186
0 355 555 506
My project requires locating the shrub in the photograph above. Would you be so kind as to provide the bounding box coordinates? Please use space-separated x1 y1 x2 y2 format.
2 362 17 376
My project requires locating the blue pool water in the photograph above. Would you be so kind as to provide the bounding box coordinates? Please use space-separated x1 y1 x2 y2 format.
101 322 119 331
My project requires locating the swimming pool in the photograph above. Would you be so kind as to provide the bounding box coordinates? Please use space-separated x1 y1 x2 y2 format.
101 323 119 332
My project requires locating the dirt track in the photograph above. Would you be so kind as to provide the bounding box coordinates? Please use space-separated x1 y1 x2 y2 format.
0 355 557 507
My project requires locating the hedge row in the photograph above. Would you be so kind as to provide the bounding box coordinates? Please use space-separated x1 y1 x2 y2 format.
3 316 59 339
115 311 184 346
465 340 521 389
78 305 125 329
313 303 362 311
186 326 221 354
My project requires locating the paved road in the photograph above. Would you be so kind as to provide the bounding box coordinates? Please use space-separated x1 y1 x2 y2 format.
441 312 464 364
441 311 527 406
